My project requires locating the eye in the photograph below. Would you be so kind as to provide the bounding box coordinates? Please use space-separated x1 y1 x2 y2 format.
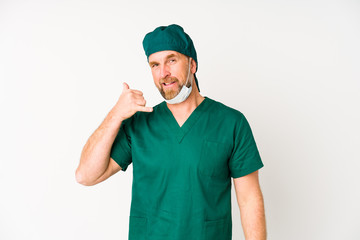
169 58 176 63
151 63 159 68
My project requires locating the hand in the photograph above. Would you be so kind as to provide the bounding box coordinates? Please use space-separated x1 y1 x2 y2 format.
111 82 153 121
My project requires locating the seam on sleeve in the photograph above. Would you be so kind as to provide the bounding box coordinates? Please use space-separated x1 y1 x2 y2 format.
231 160 264 178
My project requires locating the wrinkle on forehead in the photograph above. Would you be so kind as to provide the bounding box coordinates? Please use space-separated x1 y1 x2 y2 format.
149 51 187 65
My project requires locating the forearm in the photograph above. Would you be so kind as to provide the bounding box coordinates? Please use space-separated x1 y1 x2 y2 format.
76 109 123 185
239 192 267 240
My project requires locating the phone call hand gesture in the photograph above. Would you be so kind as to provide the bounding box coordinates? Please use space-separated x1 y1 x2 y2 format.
111 82 153 121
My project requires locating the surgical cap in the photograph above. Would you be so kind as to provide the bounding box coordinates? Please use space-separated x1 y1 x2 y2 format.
142 24 200 92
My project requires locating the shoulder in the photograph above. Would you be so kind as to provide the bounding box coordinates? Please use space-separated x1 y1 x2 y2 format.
208 97 245 122
203 98 250 145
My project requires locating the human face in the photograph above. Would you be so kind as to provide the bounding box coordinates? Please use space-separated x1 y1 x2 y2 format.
148 51 191 100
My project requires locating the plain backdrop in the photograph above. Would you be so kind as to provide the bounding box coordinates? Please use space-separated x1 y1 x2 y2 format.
1 0 359 239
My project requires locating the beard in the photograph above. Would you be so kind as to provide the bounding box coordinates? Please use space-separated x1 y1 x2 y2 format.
157 77 190 100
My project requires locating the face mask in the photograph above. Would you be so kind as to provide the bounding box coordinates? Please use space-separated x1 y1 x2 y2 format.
164 57 192 104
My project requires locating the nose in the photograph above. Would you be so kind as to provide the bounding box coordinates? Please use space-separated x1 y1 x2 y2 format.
160 64 170 79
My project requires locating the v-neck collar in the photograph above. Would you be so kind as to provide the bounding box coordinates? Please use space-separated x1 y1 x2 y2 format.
160 97 212 143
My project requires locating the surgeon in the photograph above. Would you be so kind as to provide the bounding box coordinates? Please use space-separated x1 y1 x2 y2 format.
76 24 267 240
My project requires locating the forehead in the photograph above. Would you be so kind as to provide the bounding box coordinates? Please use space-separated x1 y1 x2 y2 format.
148 50 184 62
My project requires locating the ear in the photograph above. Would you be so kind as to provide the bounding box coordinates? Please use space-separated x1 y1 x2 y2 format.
190 58 197 74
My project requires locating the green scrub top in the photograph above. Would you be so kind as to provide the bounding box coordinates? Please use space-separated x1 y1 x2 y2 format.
110 97 264 240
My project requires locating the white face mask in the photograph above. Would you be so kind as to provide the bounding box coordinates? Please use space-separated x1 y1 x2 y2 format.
164 57 192 104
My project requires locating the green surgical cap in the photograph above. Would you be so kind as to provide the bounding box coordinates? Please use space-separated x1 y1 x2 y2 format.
142 24 200 92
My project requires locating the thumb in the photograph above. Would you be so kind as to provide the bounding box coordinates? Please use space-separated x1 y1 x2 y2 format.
122 82 129 91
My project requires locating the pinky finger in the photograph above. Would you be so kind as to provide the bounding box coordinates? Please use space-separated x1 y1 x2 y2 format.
136 106 153 112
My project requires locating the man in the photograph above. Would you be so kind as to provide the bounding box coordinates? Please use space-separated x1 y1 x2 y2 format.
76 24 266 240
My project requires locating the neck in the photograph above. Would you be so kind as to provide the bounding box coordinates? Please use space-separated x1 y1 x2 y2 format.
166 84 205 116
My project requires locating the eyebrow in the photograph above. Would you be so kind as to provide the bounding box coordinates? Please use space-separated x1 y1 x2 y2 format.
149 53 178 66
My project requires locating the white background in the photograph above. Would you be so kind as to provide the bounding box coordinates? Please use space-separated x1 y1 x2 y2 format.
1 0 359 239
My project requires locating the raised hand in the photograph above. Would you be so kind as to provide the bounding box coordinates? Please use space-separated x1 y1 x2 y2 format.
111 82 153 121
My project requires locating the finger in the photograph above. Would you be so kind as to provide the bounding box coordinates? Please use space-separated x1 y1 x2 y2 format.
131 89 143 96
122 82 129 92
133 94 145 101
135 105 153 112
134 98 146 106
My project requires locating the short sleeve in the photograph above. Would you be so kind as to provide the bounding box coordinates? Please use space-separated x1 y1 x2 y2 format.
110 117 133 172
229 113 264 178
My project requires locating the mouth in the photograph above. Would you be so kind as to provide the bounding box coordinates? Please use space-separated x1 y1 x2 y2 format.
162 81 176 88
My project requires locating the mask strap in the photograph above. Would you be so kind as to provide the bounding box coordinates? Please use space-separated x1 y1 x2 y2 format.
163 57 193 104
185 57 192 87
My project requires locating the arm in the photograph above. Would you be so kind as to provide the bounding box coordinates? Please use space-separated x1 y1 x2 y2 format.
233 170 266 240
75 82 153 186
75 112 123 186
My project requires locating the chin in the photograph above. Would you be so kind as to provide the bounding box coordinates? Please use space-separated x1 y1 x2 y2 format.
161 90 180 100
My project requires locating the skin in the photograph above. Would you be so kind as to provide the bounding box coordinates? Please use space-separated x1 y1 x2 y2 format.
75 50 266 239
148 50 204 126
75 82 152 186
234 171 267 240
149 52 192 100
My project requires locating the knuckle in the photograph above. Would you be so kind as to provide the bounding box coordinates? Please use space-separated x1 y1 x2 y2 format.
131 101 137 108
